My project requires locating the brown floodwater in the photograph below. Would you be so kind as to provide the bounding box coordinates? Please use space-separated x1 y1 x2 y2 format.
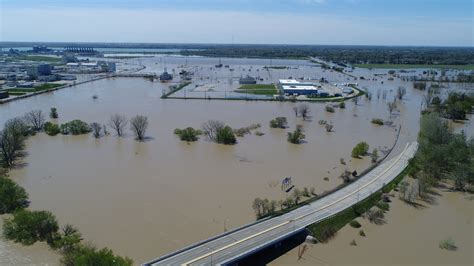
0 57 469 264
271 184 474 266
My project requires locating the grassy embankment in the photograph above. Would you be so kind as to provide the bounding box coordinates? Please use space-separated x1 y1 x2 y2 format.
235 84 279 95
161 82 192 98
5 83 65 96
307 165 411 241
15 55 62 63
354 64 474 70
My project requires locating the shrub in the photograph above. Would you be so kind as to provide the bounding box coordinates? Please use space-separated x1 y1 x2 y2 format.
50 108 58 119
269 117 287 128
439 238 457 251
44 122 60 136
174 127 202 142
350 239 357 246
60 120 91 135
319 225 337 242
325 105 335 113
349 220 361 228
0 176 29 214
376 201 390 212
339 102 346 109
287 125 305 144
371 118 384 125
366 209 385 224
3 210 59 245
62 243 133 266
216 126 237 145
351 142 369 158
255 131 265 136
359 229 366 237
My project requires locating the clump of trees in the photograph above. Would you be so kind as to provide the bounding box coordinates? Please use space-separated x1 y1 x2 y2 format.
216 126 237 145
60 120 91 135
3 209 59 245
325 105 335 113
174 127 202 142
0 176 29 214
413 82 427 90
287 125 305 144
44 122 60 136
269 117 288 128
252 186 316 219
233 123 261 137
351 142 370 158
411 113 474 192
130 115 148 141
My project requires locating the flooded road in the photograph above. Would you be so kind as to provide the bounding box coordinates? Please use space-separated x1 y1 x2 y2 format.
0 57 470 263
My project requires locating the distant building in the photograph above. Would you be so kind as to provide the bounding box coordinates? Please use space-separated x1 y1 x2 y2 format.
107 62 116 72
278 79 319 96
38 64 52 75
0 91 9 99
160 68 173 81
239 76 257 84
32 46 52 53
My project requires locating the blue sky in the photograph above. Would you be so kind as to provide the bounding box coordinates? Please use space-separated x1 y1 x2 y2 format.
1 0 472 46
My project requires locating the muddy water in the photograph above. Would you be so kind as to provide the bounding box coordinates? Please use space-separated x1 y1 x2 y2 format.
1 57 469 263
0 76 401 262
271 187 473 266
0 216 60 266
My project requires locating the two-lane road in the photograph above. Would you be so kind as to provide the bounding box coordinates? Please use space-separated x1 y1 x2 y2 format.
145 142 418 265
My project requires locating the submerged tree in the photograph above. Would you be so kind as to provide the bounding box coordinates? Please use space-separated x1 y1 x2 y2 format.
49 108 59 119
269 117 288 129
298 104 310 120
202 120 224 141
0 118 29 168
287 125 305 144
130 115 148 141
109 114 128 137
24 110 45 131
90 123 102 139
174 127 202 142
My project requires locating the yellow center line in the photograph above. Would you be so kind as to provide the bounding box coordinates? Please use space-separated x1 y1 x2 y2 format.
182 143 412 265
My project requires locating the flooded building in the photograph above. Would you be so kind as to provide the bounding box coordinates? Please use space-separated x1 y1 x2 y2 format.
239 75 257 84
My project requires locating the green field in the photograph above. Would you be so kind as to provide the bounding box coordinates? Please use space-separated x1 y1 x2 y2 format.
235 84 278 95
354 64 474 70
16 55 62 63
6 83 64 94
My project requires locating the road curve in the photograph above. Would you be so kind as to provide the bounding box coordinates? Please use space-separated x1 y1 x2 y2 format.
145 142 418 266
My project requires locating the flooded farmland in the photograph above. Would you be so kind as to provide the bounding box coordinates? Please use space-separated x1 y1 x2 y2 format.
0 56 472 264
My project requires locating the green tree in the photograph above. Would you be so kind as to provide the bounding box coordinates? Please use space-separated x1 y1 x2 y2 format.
60 120 91 135
0 176 29 214
216 126 237 145
174 127 202 142
62 243 132 266
269 117 288 129
50 108 59 119
287 125 305 144
351 142 369 158
371 148 379 163
44 122 60 136
3 210 59 245
0 118 29 168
